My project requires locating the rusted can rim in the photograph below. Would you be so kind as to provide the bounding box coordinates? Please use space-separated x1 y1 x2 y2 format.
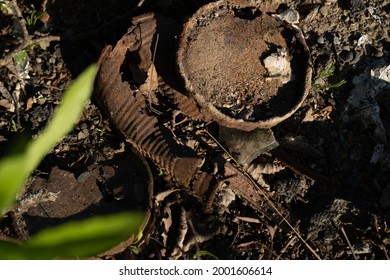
100 147 154 257
177 2 312 130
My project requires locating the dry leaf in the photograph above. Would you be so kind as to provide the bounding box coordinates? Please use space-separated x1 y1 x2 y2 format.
39 40 50 50
154 189 177 202
26 97 34 111
139 63 158 92
0 99 14 112
302 107 314 122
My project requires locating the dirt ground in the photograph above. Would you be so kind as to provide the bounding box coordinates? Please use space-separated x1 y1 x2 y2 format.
0 0 389 259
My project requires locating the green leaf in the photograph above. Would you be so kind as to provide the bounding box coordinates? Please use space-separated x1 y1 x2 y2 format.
26 64 97 172
0 65 146 260
0 212 145 259
312 79 346 89
0 64 97 211
0 149 29 214
193 250 219 260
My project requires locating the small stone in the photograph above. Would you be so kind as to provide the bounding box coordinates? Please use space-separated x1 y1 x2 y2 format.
339 50 354 62
333 36 340 45
49 57 56 64
319 5 330 16
263 51 291 84
77 130 88 140
317 35 326 44
371 47 384 58
302 107 314 122
36 95 46 105
357 34 372 47
273 9 300 24
35 57 42 64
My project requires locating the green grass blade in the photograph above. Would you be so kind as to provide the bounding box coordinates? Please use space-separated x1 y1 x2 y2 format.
26 64 97 172
0 64 97 211
0 212 144 259
0 150 29 213
0 64 146 260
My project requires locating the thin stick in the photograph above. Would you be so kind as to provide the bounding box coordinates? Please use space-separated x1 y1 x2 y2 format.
0 35 61 67
202 129 322 260
144 33 162 115
10 0 29 40
1 0 60 68
137 0 147 7
340 225 358 260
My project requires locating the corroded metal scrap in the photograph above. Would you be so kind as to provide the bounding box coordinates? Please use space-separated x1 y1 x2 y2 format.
94 13 212 197
94 12 274 212
177 2 312 130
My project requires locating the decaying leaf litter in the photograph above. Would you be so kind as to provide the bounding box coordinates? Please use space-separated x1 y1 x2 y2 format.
0 0 389 259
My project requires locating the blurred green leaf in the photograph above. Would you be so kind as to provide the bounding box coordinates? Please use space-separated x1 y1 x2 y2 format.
0 64 146 260
0 212 145 259
0 65 97 211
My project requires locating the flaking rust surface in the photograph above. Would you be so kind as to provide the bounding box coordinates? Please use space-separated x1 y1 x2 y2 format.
94 14 213 197
177 3 313 130
20 148 152 239
180 10 286 107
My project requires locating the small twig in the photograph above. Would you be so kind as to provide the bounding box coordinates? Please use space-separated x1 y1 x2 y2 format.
10 0 29 40
137 0 147 7
147 33 161 115
280 235 298 254
10 85 20 125
340 225 358 260
0 35 61 67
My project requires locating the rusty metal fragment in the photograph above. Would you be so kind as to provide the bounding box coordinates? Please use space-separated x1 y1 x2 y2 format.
9 147 154 256
177 2 312 130
94 13 214 197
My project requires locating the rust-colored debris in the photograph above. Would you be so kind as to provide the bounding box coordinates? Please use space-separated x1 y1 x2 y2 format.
177 2 312 130
94 12 277 212
91 4 325 258
94 3 316 226
94 13 213 198
10 147 153 255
